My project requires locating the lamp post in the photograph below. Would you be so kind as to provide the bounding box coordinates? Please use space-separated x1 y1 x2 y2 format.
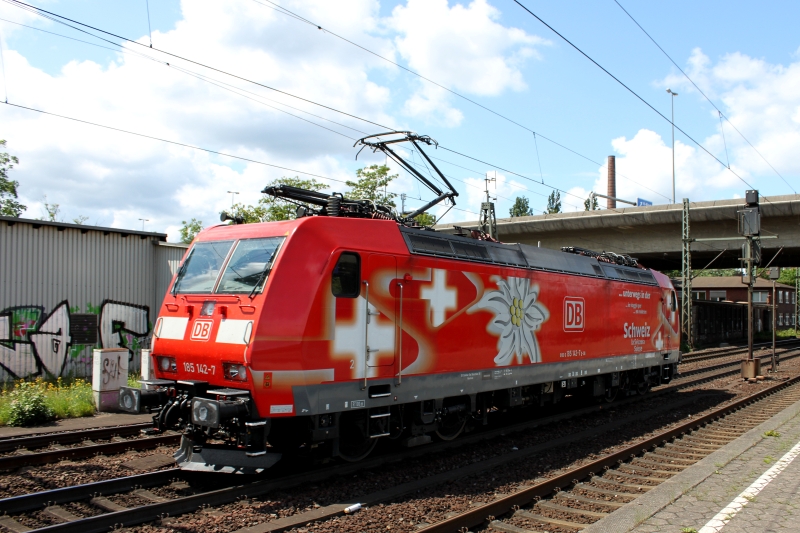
138 218 149 231
667 89 678 204
227 191 239 208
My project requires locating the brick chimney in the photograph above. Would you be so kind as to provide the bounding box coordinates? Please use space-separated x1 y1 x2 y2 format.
607 155 616 209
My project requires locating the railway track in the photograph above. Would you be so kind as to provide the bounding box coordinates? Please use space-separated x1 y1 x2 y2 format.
0 339 790 474
681 337 800 364
0 423 180 471
1 348 799 533
416 376 800 533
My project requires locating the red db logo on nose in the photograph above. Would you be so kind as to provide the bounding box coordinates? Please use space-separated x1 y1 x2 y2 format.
190 320 213 341
563 297 585 332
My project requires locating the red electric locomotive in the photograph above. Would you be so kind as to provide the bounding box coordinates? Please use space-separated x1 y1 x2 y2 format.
119 132 680 473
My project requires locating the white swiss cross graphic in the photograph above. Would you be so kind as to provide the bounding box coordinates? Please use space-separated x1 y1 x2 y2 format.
333 300 395 379
421 269 457 328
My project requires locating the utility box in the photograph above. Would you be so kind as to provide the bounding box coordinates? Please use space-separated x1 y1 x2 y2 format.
92 348 129 411
769 267 781 280
140 349 154 381
745 189 759 206
738 208 760 236
741 358 761 379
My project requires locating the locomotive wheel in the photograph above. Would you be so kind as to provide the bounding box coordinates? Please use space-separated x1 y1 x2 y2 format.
636 381 651 395
338 411 377 462
603 386 619 403
435 411 467 441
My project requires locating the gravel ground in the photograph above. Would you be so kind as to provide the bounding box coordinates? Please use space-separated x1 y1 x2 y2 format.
121 359 800 533
0 447 177 499
1 356 795 533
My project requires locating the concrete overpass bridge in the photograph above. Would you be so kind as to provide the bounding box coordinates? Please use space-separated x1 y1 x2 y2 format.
436 194 800 272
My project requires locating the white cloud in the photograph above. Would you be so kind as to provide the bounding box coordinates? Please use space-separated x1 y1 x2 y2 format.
609 49 800 204
387 0 547 125
0 0 546 238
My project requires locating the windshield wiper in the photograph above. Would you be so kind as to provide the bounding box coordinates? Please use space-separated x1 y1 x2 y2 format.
248 248 280 299
171 260 189 295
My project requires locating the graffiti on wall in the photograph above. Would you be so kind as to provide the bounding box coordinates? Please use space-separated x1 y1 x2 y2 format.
0 300 150 379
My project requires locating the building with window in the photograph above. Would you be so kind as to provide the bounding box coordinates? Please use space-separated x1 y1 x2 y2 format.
691 276 796 328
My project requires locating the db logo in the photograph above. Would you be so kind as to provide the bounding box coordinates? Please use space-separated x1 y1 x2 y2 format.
190 320 213 341
563 297 585 332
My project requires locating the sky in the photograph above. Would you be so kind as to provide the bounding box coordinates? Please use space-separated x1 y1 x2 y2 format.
0 0 798 240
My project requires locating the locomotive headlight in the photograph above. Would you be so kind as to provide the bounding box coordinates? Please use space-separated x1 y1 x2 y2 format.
192 398 220 428
157 356 177 373
223 362 248 382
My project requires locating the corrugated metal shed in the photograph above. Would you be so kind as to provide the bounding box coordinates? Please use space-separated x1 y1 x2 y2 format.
0 216 188 381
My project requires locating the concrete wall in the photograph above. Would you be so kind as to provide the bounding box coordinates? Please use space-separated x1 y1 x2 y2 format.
0 216 188 382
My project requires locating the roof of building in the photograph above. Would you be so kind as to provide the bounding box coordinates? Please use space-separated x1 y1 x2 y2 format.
691 276 794 290
1 215 168 241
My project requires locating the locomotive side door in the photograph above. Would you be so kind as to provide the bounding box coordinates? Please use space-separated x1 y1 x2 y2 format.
363 254 397 378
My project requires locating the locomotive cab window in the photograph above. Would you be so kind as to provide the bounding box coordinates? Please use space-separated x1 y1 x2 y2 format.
217 237 286 294
332 252 360 298
172 240 235 294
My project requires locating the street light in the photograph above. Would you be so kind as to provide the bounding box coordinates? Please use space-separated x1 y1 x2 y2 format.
666 88 678 204
227 191 239 207
138 218 149 231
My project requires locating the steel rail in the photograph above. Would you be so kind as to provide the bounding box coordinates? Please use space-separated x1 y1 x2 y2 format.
678 345 798 379
5 348 800 533
0 423 153 453
682 338 800 363
0 469 182 514
415 374 800 533
0 434 180 470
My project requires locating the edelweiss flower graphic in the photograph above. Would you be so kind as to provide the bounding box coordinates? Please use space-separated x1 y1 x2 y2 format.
469 276 549 366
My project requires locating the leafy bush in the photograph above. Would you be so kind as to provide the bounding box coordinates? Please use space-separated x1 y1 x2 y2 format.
45 378 95 419
0 378 96 426
5 381 55 426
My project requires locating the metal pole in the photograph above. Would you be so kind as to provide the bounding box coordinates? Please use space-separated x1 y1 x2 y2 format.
671 96 675 204
772 280 776 372
667 89 678 204
795 267 798 337
747 236 754 362
681 199 692 349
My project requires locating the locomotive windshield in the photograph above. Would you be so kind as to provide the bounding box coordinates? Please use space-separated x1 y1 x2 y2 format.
217 237 285 294
172 237 285 294
172 240 235 293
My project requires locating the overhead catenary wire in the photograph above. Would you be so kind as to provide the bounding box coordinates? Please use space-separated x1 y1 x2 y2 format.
5 0 656 216
612 0 795 194
2 0 395 131
0 16 371 140
144 0 153 48
0 14 561 217
247 0 667 202
512 0 760 196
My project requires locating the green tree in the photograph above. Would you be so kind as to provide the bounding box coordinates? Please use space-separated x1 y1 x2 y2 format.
414 212 436 226
584 194 598 211
41 195 60 222
509 196 533 217
73 215 89 225
220 177 328 224
180 218 203 243
0 140 26 217
346 165 398 207
545 190 561 214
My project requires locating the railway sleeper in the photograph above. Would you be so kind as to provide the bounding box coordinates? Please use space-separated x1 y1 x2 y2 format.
514 509 586 530
554 491 625 509
535 499 609 519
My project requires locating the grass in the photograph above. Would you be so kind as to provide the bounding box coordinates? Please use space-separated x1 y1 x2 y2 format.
764 430 781 437
764 455 774 465
0 378 95 426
